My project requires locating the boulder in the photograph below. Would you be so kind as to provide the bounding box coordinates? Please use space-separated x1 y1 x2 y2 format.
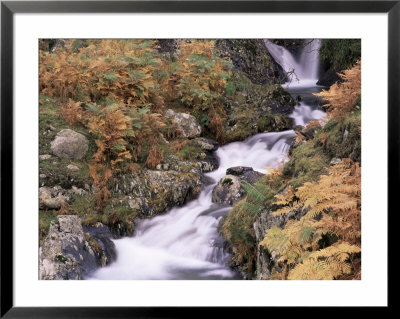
193 137 219 152
226 166 264 184
67 164 80 172
39 215 116 280
212 175 242 206
39 186 87 209
50 129 89 159
212 167 264 205
164 109 201 138
112 164 203 218
39 186 70 209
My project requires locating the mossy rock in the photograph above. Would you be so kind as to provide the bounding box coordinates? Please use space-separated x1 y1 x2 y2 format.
317 110 361 163
283 139 330 188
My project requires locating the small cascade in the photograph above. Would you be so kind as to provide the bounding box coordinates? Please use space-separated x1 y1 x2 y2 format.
88 130 297 280
264 39 321 88
86 39 327 281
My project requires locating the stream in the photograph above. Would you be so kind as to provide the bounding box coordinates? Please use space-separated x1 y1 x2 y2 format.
88 39 326 280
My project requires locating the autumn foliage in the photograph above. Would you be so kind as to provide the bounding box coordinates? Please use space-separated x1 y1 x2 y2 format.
39 39 233 212
262 159 361 280
314 59 361 119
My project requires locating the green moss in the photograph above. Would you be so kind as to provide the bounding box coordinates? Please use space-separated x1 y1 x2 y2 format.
318 110 361 162
222 178 233 185
178 144 203 161
39 95 94 157
221 199 258 272
55 254 68 263
39 158 90 189
269 85 294 106
283 140 330 188
85 233 103 255
320 39 361 71
221 181 277 274
39 94 95 188
68 193 96 216
256 113 292 132
39 210 57 245
81 200 137 237
225 71 252 96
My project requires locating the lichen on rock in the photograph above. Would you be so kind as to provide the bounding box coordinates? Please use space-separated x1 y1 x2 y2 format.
39 215 116 280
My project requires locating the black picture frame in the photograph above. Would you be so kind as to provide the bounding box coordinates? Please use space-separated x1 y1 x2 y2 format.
0 0 395 317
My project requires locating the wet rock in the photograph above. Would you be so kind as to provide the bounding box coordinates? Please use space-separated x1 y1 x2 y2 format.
226 166 264 184
164 109 201 138
82 222 116 266
50 129 89 160
212 167 264 205
212 175 242 206
39 215 115 280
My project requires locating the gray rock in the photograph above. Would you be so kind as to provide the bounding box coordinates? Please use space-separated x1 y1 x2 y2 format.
39 186 70 209
226 166 264 184
39 215 115 280
112 165 202 218
82 223 117 267
39 154 52 160
330 158 342 165
212 175 242 205
67 164 80 172
39 186 87 209
193 137 219 151
50 129 88 159
212 167 264 205
70 185 86 196
165 109 201 138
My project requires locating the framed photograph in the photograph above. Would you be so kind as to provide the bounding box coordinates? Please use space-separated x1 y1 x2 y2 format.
1 0 395 317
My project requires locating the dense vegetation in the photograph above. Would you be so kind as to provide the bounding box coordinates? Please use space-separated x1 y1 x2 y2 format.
317 39 361 86
319 39 361 71
39 39 362 280
39 39 290 241
221 59 361 280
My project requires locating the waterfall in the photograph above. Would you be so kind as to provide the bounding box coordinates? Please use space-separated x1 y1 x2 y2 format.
264 39 321 88
85 39 327 281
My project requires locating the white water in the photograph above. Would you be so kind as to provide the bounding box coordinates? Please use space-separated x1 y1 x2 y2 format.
88 130 297 280
289 102 326 126
264 39 321 88
88 40 326 280
89 121 324 280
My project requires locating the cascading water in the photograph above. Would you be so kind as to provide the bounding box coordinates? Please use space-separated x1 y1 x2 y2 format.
88 130 297 280
88 39 327 280
264 39 321 88
265 39 327 126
